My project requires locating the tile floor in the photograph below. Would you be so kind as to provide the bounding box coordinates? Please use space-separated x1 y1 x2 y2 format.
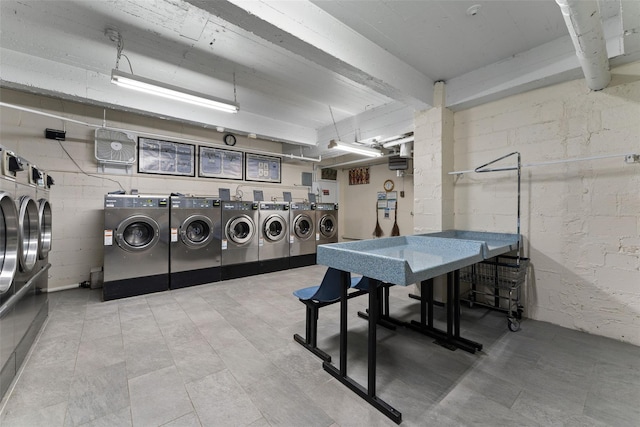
1 265 639 426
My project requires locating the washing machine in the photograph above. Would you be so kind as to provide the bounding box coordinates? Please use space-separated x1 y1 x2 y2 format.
0 146 20 400
169 196 222 289
315 203 339 248
289 202 316 268
103 194 170 300
34 168 53 295
3 154 49 398
220 201 259 280
258 202 290 273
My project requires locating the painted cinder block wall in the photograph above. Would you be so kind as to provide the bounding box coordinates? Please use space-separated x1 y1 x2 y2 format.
452 61 640 345
0 89 314 291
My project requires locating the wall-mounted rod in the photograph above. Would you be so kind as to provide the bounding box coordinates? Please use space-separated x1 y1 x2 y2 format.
449 152 637 175
0 102 321 163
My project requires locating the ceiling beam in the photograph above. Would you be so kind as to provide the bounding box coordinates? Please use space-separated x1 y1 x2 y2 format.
0 47 317 145
556 0 610 90
187 0 433 111
446 9 636 111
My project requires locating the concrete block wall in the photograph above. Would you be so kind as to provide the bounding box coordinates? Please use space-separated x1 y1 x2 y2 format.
0 89 314 291
452 61 640 345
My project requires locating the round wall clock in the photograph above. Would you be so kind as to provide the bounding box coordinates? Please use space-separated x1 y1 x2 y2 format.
383 179 395 192
223 133 237 146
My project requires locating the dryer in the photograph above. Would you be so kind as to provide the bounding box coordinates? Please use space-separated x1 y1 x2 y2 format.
169 196 222 289
1 153 49 400
221 201 259 280
103 195 169 300
289 202 316 268
0 146 20 400
258 202 290 273
315 203 339 247
33 168 53 294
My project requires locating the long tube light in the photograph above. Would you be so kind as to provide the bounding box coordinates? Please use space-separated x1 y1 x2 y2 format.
382 136 414 148
111 69 239 113
328 139 383 158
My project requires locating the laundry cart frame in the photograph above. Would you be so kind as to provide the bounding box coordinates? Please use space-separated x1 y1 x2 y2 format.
460 254 529 332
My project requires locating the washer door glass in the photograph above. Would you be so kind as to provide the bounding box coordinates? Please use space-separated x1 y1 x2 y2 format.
18 196 39 273
319 214 337 239
226 215 255 245
180 215 214 249
116 215 160 252
293 214 314 240
263 214 286 242
0 192 19 294
38 199 52 259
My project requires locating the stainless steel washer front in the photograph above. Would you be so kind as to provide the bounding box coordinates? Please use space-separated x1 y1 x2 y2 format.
103 195 169 301
289 202 316 268
258 202 289 272
221 201 259 279
169 196 221 289
316 203 339 247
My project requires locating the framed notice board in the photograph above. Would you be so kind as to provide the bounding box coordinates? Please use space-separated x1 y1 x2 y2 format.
245 153 281 183
198 146 244 180
138 137 195 176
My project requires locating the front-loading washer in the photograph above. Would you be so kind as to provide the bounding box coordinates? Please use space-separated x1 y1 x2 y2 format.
221 201 259 280
258 202 290 273
103 194 170 300
169 195 222 289
33 168 53 294
11 156 49 384
315 203 339 247
0 146 20 400
289 202 316 268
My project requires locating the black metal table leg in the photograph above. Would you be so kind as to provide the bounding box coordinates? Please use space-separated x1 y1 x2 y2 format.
339 270 349 376
368 280 378 397
408 271 483 353
322 276 402 424
446 272 454 337
454 270 461 338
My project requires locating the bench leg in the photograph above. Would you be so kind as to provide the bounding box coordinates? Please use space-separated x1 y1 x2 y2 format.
293 303 332 362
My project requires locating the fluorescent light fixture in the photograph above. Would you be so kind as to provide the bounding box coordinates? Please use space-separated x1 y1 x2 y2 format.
328 139 383 158
111 69 239 113
382 136 414 148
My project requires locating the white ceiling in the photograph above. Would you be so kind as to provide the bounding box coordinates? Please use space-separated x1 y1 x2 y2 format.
1 0 638 158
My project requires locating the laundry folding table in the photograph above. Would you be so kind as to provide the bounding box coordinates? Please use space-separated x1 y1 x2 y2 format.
315 232 520 424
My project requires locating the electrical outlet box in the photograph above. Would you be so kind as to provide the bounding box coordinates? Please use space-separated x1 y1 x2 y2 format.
624 154 640 164
45 128 66 140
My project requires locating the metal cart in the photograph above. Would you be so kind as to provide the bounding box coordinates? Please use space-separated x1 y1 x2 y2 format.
460 255 528 331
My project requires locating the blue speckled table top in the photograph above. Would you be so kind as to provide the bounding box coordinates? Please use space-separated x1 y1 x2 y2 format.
316 231 521 286
419 230 521 258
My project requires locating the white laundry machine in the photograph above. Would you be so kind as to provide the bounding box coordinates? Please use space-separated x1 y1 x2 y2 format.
289 202 316 268
103 194 170 300
258 202 290 273
315 203 339 247
221 201 260 280
169 195 222 289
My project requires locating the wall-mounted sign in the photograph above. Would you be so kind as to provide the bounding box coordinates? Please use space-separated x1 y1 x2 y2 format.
138 137 195 176
245 153 281 183
348 167 369 185
321 168 337 180
198 146 244 180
